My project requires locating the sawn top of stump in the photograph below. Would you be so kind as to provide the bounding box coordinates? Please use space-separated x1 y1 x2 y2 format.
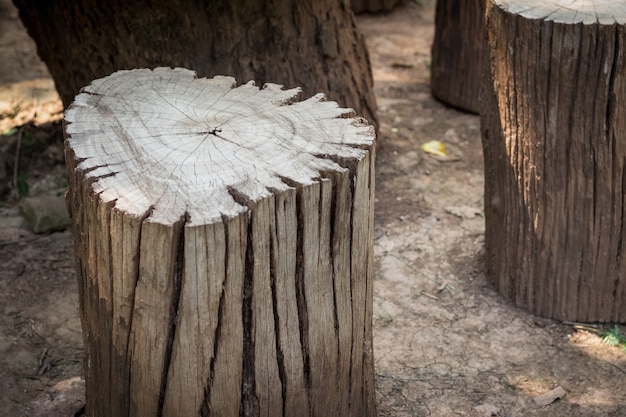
496 0 626 24
64 67 375 225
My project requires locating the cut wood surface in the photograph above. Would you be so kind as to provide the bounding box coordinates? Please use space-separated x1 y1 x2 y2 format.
481 0 626 322
64 67 377 417
499 1 626 24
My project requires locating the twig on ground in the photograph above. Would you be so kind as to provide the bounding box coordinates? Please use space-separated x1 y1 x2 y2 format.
13 126 23 196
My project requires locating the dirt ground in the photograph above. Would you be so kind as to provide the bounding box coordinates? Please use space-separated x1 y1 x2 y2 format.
1 1 625 416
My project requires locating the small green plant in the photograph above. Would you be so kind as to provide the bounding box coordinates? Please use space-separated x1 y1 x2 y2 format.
602 325 626 353
378 314 394 326
16 173 29 198
573 324 626 354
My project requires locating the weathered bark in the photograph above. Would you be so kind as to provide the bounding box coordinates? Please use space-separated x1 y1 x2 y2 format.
481 0 626 322
431 0 486 113
351 0 406 14
64 68 377 417
13 0 378 126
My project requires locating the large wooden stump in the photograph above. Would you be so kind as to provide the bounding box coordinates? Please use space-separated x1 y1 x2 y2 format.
64 68 377 417
481 0 626 322
430 0 486 113
14 0 378 126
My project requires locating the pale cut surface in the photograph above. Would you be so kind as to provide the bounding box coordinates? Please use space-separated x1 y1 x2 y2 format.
497 0 626 24
64 67 374 224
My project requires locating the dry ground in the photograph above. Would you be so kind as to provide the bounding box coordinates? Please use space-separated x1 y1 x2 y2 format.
1 1 625 416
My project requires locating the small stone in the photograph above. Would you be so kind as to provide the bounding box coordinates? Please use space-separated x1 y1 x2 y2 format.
19 195 70 234
30 376 85 417
533 386 566 406
474 403 500 416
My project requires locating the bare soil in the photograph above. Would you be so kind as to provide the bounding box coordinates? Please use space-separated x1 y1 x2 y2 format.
1 1 625 416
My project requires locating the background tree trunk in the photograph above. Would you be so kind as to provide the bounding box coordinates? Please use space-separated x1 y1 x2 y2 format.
13 0 378 126
64 68 377 417
351 0 406 15
430 0 486 113
481 0 626 322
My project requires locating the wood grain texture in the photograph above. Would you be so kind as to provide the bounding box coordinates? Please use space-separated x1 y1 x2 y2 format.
481 0 626 322
64 68 377 417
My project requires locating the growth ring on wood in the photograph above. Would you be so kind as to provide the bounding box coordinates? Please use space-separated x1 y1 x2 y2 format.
64 67 375 224
498 0 626 24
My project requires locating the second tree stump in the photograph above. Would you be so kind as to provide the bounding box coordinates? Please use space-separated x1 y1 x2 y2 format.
481 0 626 322
430 0 486 113
64 68 377 417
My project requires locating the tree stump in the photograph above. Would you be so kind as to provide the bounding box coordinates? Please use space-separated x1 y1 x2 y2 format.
350 0 406 14
64 68 377 417
430 0 486 113
481 0 626 322
14 0 378 127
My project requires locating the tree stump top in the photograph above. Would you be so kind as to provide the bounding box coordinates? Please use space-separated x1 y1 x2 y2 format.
497 0 626 24
65 67 375 225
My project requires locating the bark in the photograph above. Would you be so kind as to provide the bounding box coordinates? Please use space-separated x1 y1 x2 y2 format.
430 0 486 113
351 0 406 14
481 0 626 322
13 0 378 126
64 68 377 417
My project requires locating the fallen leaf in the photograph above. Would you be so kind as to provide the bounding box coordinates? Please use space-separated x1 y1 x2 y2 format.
421 140 447 157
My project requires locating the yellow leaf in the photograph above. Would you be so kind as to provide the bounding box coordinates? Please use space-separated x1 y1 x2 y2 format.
421 140 447 157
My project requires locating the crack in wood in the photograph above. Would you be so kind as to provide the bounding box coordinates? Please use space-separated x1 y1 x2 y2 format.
605 26 619 142
294 186 312 411
157 212 188 417
201 217 230 417
241 211 259 417
269 205 288 417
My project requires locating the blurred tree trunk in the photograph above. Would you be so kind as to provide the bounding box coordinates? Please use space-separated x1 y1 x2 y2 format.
430 0 485 113
351 0 406 14
12 0 377 126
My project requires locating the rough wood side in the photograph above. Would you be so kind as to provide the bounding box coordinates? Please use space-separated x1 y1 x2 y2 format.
481 0 626 322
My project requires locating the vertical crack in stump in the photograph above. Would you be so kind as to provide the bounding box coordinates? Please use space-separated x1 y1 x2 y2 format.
294 185 312 408
242 211 258 417
267 195 288 417
616 163 626 301
157 212 189 417
202 215 232 417
606 26 619 141
226 187 260 417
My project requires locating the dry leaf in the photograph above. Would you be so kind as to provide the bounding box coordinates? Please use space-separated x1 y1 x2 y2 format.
421 140 447 157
